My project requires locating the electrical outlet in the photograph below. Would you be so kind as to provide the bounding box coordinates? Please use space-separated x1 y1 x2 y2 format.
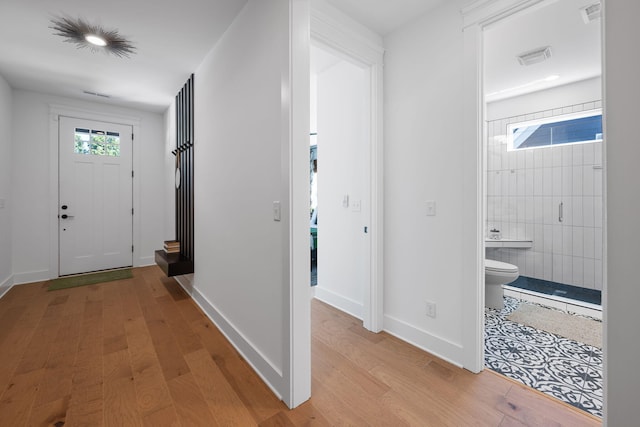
425 200 436 216
425 301 436 318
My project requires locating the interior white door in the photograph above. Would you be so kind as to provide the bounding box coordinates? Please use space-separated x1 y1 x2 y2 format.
58 116 133 276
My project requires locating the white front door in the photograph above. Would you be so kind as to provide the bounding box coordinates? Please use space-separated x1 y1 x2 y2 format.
58 116 133 276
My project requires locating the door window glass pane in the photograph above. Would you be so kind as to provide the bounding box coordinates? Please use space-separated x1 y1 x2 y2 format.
74 128 120 156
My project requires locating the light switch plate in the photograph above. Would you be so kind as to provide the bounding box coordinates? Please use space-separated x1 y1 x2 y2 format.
273 201 281 221
426 200 436 216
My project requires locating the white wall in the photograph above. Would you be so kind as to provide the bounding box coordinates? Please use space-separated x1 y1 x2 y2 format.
11 90 165 283
190 0 309 406
0 74 12 293
603 1 640 424
314 59 369 318
383 0 474 365
487 77 602 121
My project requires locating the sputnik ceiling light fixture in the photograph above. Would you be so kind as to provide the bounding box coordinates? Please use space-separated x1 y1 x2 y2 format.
50 16 136 58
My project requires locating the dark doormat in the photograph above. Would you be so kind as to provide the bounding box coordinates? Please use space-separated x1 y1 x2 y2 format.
48 268 133 291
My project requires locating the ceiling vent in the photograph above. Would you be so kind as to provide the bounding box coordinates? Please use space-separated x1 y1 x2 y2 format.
580 2 602 23
83 90 110 98
517 46 552 66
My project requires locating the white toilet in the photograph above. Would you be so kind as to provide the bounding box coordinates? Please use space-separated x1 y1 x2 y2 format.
485 259 519 310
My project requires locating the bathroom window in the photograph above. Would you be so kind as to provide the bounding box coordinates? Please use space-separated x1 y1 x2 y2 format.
507 109 602 151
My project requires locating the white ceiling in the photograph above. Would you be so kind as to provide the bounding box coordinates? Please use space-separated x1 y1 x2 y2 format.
323 0 601 101
324 0 446 36
0 0 248 113
0 0 601 113
484 0 601 102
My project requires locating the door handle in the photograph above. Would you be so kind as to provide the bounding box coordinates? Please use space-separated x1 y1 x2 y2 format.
60 214 74 219
559 202 563 223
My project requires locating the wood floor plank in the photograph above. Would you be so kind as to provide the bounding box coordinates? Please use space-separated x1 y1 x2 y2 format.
155 294 203 355
131 365 174 420
142 404 181 427
0 368 45 426
312 340 407 426
13 297 69 375
0 305 27 347
65 295 105 427
175 296 207 325
307 377 369 426
167 372 218 427
134 277 192 382
378 390 446 426
71 299 104 388
499 381 601 427
103 279 129 356
141 266 172 299
500 415 530 427
104 374 142 426
125 317 174 417
311 314 384 372
64 382 104 427
162 276 191 302
26 395 70 427
369 362 506 426
31 311 83 409
275 400 332 427
312 337 390 398
190 318 284 423
145 317 192 382
0 290 52 390
258 410 297 427
184 348 256 426
119 278 144 321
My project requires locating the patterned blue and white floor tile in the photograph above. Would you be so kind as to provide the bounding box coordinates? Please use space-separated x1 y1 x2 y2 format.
484 296 603 418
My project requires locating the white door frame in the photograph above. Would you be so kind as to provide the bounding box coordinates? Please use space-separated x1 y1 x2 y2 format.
310 8 385 332
460 0 600 373
48 104 141 278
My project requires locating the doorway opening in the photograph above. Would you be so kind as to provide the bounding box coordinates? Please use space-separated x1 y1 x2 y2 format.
481 0 603 417
310 44 371 322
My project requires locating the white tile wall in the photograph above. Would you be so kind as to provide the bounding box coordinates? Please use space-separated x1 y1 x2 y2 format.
486 101 604 290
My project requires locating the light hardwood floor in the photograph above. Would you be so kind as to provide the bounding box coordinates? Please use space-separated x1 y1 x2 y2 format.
0 266 601 426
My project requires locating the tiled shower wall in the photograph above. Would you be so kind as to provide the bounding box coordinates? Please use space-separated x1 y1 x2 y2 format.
486 100 603 291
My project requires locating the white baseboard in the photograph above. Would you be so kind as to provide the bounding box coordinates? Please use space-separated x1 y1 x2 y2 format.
383 314 464 369
13 269 50 285
313 287 363 320
174 274 194 293
0 275 14 299
174 277 285 401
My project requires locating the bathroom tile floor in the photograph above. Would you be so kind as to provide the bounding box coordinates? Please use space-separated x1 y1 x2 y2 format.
485 296 603 418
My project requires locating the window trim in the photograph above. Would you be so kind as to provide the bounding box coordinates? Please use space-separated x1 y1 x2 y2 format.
507 108 603 151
